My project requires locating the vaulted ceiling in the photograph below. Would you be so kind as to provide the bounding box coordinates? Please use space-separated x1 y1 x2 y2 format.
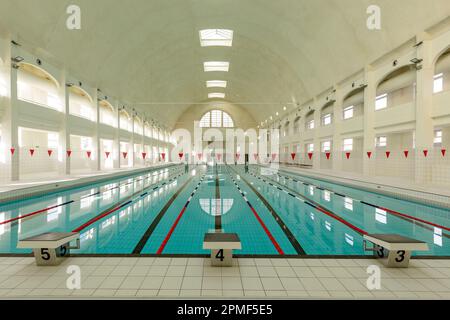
1 0 449 128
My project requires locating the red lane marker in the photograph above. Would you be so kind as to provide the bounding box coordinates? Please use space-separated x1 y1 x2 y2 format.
0 201 74 225
249 206 284 255
157 206 188 254
379 206 450 232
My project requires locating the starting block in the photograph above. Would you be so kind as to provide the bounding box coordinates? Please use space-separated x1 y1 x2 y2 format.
203 233 241 267
17 232 80 266
363 234 428 268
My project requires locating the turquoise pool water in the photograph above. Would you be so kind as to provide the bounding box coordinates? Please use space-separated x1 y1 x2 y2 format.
0 164 448 256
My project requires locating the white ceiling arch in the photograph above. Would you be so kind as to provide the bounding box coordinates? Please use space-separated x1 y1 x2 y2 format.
1 0 450 128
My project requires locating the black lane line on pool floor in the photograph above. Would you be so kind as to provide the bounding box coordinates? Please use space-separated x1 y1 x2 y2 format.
73 170 186 233
215 165 222 231
254 166 450 236
132 175 196 254
227 166 306 255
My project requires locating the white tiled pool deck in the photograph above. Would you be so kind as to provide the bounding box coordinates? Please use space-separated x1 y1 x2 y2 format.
0 257 449 299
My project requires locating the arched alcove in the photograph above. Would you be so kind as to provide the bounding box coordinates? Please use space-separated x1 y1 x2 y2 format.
342 87 364 120
434 48 450 94
305 110 315 130
69 85 95 121
376 65 416 110
16 62 62 110
99 100 116 127
119 109 132 132
320 101 334 126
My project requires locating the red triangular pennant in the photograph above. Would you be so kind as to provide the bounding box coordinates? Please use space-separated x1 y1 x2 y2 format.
142 152 147 159
403 150 409 158
47 150 53 157
385 151 391 158
235 153 240 160
423 149 428 158
308 152 313 160
197 153 202 160
325 152 331 160
217 154 222 161
161 153 166 160
10 148 15 156
345 152 351 159
105 151 110 158
271 153 277 161
66 150 72 157
122 152 128 159
291 153 296 160
253 154 259 160
366 151 372 159
442 149 447 157
178 152 184 159
86 151 92 158
29 149 35 156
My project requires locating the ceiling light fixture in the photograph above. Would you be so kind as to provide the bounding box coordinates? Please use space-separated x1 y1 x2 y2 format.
204 61 229 72
199 29 233 47
208 93 225 99
206 80 227 88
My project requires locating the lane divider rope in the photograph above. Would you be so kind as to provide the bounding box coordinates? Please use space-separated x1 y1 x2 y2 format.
246 169 368 235
72 171 185 233
0 165 184 226
256 167 450 232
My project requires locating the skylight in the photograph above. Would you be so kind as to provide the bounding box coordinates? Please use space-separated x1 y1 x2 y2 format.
208 93 225 99
204 61 229 72
199 29 233 47
206 80 227 88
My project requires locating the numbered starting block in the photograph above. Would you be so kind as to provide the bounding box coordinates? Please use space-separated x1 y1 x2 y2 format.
363 234 428 268
17 232 80 266
203 233 241 267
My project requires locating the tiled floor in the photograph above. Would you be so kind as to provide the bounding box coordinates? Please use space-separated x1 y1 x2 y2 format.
0 256 449 299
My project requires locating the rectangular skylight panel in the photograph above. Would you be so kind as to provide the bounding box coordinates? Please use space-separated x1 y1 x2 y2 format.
206 80 227 88
204 61 229 72
208 93 225 99
199 29 233 47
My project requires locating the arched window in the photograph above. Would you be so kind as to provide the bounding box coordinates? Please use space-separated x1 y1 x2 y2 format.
199 110 234 128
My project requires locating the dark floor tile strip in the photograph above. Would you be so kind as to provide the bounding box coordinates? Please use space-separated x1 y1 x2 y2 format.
215 166 222 230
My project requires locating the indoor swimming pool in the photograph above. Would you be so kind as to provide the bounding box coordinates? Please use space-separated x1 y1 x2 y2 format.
0 164 448 257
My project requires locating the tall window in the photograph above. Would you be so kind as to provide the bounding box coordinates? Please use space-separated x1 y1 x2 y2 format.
434 130 442 144
343 106 354 120
375 94 388 110
321 141 331 152
199 110 234 128
307 119 315 130
376 136 387 147
434 73 444 93
343 138 353 151
322 113 332 126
